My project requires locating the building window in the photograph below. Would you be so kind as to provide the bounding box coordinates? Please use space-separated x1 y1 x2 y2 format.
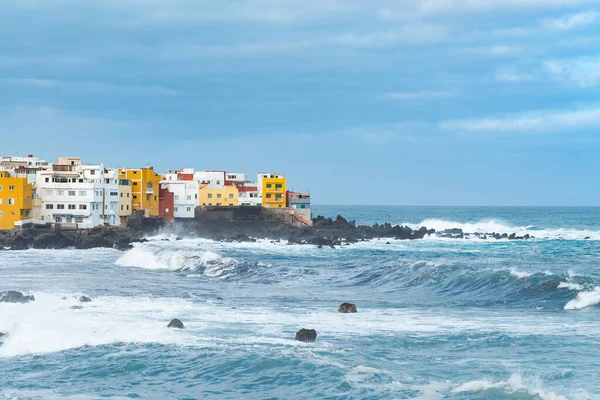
79 205 87 210
187 195 191 200
127 205 129 210
266 184 272 188
45 189 53 196
208 194 213 199
175 195 179 200
45 178 49 183
275 184 282 189
217 194 222 199
186 207 191 212
90 170 95 175
57 204 65 209
0 185 2 191
0 199 2 205
174 207 178 212
111 192 118 196
195 194 198 199
165 208 169 212
127 193 130 197
68 191 76 196
75 217 84 223
120 205 124 210
266 194 272 198
120 193 123 198
229 194 234 199
133 182 138 186
8 185 14 191
133 195 137 199
7 198 14 205
79 191 87 196
57 190 64 196
68 204 76 210
79 179 84 183
46 204 54 209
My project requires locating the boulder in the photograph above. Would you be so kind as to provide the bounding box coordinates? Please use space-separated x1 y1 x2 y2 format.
168 319 184 329
79 296 92 303
0 291 35 303
295 328 317 343
338 302 357 313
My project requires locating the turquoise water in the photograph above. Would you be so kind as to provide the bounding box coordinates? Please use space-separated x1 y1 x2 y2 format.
2 206 600 399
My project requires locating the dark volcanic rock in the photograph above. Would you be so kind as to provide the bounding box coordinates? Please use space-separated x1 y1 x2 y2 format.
338 302 358 313
168 319 184 329
295 328 317 343
0 291 35 303
32 232 73 249
79 296 92 303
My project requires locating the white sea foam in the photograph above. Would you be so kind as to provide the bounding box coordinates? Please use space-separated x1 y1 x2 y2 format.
2 292 599 358
405 218 600 241
558 282 583 291
453 374 568 400
509 268 532 279
0 293 197 357
564 287 600 310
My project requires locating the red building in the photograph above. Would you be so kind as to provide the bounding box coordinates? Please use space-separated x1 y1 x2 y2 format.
159 184 175 222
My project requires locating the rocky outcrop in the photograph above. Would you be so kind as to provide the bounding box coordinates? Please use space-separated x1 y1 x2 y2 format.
295 328 317 343
338 302 357 313
79 296 92 303
0 291 35 303
168 319 184 329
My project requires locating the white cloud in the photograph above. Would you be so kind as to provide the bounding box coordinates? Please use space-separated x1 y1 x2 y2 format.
0 78 182 96
495 69 535 82
544 56 600 88
440 107 600 133
382 91 455 100
542 10 599 30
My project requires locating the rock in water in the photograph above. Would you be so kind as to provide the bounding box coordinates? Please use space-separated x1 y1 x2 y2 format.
295 329 317 343
0 291 35 303
338 302 357 313
216 297 224 301
168 319 184 329
79 296 92 303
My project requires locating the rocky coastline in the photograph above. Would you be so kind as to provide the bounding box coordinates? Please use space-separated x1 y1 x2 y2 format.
0 214 534 251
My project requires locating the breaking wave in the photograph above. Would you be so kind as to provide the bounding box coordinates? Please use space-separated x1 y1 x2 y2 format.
453 374 567 400
404 218 600 240
115 246 248 278
564 287 600 310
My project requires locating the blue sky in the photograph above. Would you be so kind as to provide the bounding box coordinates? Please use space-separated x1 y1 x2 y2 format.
1 0 600 205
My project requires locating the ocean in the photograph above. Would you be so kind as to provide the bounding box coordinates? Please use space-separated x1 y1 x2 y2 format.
2 206 600 399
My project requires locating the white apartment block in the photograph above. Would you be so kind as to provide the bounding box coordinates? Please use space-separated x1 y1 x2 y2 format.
36 160 120 228
162 170 199 218
193 171 226 188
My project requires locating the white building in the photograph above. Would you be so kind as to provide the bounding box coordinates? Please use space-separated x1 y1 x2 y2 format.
238 183 261 206
36 159 120 228
162 170 199 218
193 171 226 188
226 172 245 185
0 155 50 184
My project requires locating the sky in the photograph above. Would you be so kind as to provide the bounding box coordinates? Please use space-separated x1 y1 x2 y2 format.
1 0 600 206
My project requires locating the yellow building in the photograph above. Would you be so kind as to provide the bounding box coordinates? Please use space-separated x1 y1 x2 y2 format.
200 184 238 206
0 171 33 230
261 174 286 208
118 178 133 223
118 167 162 217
